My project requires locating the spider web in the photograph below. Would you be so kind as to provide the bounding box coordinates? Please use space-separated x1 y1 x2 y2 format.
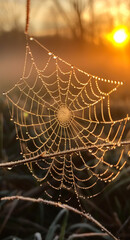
4 36 129 206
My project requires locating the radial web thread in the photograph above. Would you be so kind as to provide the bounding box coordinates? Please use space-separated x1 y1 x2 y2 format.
4 36 129 205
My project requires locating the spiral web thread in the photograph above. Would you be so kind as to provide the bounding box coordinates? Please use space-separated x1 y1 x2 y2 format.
4 36 129 205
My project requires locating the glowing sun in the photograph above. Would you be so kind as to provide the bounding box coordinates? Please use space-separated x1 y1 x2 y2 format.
113 29 127 44
107 27 129 47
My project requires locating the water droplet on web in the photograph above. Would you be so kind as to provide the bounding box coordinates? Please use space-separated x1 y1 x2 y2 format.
88 149 92 153
53 55 57 59
8 167 12 170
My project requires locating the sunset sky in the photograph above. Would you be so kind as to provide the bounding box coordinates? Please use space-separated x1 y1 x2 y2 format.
0 0 129 100
0 0 129 39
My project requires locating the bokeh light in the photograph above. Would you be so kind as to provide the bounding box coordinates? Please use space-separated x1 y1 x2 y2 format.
113 29 128 44
107 26 129 47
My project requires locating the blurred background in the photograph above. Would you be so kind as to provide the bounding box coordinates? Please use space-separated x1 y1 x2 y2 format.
0 0 130 239
0 0 130 113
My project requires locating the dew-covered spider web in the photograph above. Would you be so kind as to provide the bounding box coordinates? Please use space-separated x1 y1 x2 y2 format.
4 36 129 206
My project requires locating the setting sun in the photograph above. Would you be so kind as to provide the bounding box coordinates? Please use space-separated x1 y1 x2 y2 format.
113 29 127 44
107 27 129 47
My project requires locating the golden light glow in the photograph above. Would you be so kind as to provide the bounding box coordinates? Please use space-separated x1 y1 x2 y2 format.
113 29 127 44
107 26 129 47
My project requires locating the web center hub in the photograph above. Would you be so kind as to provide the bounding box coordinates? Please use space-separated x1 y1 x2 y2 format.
57 105 72 126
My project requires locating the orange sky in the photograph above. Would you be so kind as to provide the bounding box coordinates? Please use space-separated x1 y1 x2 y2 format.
0 0 129 37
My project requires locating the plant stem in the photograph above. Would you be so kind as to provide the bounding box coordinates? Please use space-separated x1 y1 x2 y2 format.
0 140 130 168
0 195 118 240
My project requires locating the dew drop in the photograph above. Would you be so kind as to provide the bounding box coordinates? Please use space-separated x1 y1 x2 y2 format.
88 149 92 153
8 167 12 170
30 37 34 41
117 143 121 147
